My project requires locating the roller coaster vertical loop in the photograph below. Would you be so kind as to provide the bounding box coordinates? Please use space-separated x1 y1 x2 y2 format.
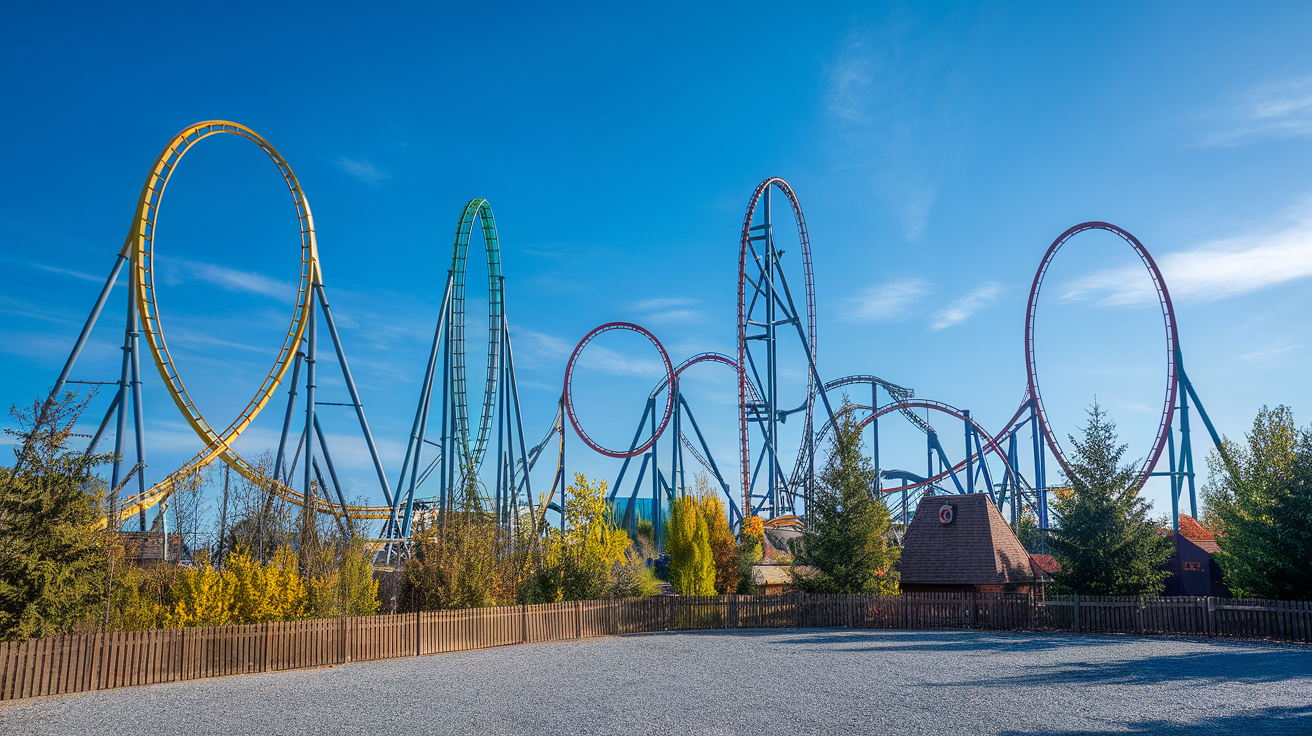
123 121 316 519
1024 221 1179 489
39 120 399 528
391 198 546 542
737 177 829 519
563 322 675 459
449 198 504 471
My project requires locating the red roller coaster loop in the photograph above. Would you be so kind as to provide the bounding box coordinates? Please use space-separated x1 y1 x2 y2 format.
737 176 817 517
1024 221 1179 489
563 322 675 459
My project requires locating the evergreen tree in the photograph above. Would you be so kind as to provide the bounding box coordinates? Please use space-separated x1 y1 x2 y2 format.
666 495 715 595
0 393 110 640
1013 511 1042 554
1050 403 1173 596
1202 406 1312 600
795 400 900 595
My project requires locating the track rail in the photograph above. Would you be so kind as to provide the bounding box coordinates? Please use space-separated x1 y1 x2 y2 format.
737 177 817 516
1024 221 1178 488
563 322 675 458
111 122 397 522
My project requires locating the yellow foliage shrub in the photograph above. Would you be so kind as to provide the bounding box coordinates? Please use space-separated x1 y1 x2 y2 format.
168 546 307 627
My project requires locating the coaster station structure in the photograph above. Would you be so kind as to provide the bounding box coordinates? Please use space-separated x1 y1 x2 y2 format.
563 179 1230 538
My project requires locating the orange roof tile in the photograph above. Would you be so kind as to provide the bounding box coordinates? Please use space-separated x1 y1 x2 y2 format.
1177 515 1216 542
1029 554 1061 576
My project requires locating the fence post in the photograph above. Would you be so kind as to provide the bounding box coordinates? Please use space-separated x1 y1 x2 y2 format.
1073 593 1080 634
969 591 977 629
521 604 527 644
1205 597 1215 636
575 601 583 639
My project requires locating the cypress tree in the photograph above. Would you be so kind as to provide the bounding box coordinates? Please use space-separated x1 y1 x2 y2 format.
666 495 715 595
1050 403 1173 596
696 479 739 594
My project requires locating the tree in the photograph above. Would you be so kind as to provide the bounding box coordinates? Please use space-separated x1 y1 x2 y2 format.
666 495 715 595
0 393 110 640
735 516 764 594
1202 406 1312 600
402 511 520 610
1049 403 1174 596
795 401 900 595
526 474 632 602
1013 511 1042 553
695 477 738 594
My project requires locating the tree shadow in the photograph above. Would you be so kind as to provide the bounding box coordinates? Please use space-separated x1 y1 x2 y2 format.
770 628 1129 653
944 641 1312 688
998 703 1312 735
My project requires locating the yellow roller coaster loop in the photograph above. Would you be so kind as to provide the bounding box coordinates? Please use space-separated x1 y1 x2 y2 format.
106 121 395 525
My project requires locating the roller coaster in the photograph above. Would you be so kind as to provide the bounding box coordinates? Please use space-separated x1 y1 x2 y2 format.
20 121 1226 562
566 185 1230 540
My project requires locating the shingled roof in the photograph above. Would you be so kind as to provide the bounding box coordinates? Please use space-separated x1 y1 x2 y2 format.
898 493 1035 586
1176 515 1221 554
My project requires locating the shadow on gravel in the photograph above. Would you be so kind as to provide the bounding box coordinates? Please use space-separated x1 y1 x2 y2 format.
950 644 1312 688
997 703 1312 735
773 629 1127 653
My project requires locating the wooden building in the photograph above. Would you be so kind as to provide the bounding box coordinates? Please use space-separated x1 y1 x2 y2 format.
1163 515 1230 597
118 531 191 566
897 493 1038 594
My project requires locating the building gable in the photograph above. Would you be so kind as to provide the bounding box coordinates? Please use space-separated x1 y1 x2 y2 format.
898 493 1036 586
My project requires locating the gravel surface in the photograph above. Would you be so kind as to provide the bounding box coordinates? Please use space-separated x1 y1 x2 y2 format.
2 629 1309 735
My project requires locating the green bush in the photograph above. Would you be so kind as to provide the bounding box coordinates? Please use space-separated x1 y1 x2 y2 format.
666 495 715 595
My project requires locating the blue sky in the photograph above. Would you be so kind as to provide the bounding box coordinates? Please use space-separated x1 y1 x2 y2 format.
4 2 1312 528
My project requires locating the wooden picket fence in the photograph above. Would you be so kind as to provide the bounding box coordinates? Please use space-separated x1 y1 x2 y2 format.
2 592 1308 701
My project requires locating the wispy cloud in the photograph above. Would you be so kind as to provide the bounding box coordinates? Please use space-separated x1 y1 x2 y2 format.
0 294 76 325
1240 344 1302 361
823 13 974 241
580 346 666 379
29 263 105 283
644 309 700 324
828 33 877 126
166 326 275 355
157 259 295 299
336 157 388 185
512 328 572 359
513 327 664 379
634 297 697 311
1199 77 1312 147
1061 199 1312 306
633 296 702 324
839 279 930 322
931 282 1001 330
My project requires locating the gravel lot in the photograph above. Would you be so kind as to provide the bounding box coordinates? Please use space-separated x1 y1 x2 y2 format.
2 629 1309 735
